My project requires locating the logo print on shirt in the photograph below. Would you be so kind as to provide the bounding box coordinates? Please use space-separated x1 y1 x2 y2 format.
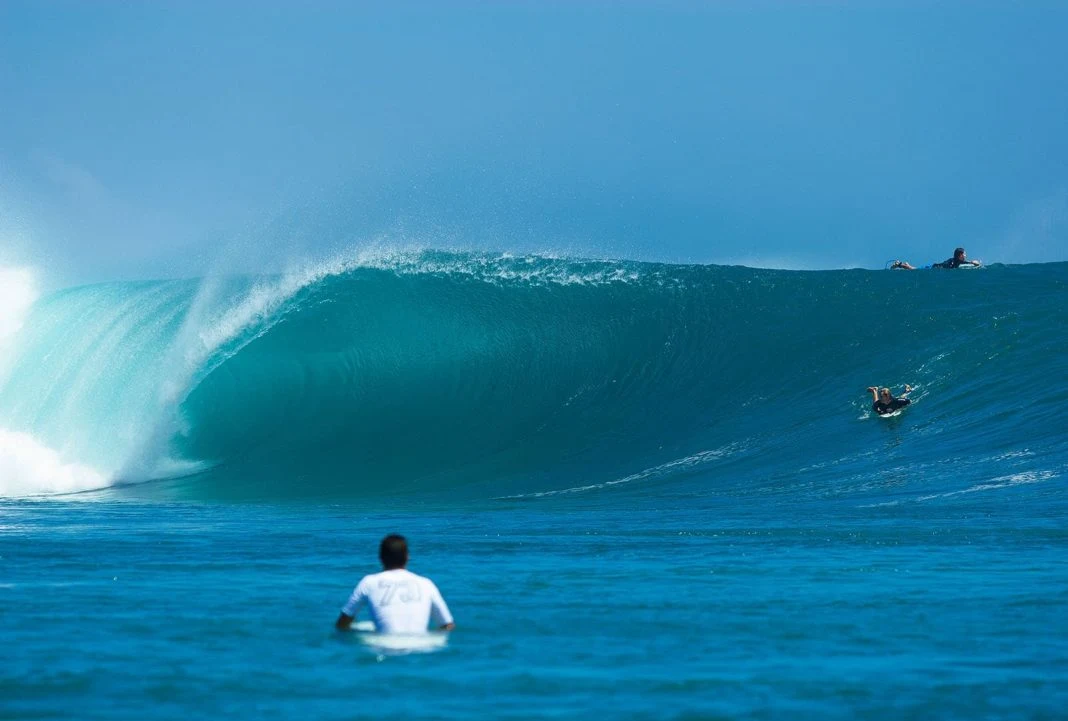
377 580 423 606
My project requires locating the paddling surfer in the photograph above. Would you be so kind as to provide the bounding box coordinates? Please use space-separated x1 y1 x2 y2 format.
891 247 981 270
867 385 913 415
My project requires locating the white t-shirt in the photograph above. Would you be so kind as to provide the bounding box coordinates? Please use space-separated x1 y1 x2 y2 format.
341 568 453 634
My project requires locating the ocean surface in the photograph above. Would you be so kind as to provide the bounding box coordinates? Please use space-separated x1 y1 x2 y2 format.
2 252 1066 719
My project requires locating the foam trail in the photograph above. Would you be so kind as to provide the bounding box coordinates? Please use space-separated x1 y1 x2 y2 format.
497 445 742 499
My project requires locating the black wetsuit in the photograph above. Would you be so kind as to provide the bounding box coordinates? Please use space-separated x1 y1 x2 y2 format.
932 256 965 269
873 398 910 415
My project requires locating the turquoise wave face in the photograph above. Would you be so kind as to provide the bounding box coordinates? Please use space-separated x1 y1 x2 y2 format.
1 253 1066 500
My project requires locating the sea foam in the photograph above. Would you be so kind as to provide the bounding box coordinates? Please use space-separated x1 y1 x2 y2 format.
0 428 109 496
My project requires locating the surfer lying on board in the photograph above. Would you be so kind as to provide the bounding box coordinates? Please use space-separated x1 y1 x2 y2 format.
867 385 912 415
335 534 455 633
890 247 981 270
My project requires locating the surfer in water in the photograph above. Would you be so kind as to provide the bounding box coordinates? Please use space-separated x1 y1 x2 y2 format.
932 247 981 269
867 385 913 415
335 534 455 633
890 247 981 270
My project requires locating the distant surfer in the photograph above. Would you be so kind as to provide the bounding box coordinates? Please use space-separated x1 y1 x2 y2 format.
335 534 455 633
932 247 981 269
890 247 981 270
867 385 913 415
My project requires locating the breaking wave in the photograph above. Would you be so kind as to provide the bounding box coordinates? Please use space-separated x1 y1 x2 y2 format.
1 252 1065 501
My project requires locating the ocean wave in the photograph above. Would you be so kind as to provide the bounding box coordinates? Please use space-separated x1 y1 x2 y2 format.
1 252 1065 500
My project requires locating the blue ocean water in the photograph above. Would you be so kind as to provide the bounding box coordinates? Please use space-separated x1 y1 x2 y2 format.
2 253 1066 719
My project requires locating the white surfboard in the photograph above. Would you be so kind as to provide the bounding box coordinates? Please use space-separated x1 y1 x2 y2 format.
876 409 905 418
353 621 449 654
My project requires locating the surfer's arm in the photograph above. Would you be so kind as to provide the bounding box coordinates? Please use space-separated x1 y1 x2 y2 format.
866 387 879 403
901 384 913 395
335 582 368 630
428 583 456 631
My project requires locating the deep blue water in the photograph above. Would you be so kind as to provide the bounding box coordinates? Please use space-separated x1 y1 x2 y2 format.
2 254 1066 718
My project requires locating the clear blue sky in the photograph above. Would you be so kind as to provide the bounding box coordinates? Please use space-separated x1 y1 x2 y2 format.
1 1 1066 282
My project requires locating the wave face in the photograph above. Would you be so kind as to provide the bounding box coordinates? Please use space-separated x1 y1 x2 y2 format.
1 253 1066 500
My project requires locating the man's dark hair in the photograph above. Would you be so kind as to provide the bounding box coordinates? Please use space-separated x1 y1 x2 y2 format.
379 534 408 569
954 247 965 258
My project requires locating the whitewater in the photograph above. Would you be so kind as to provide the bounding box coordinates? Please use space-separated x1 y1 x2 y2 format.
2 252 1066 719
